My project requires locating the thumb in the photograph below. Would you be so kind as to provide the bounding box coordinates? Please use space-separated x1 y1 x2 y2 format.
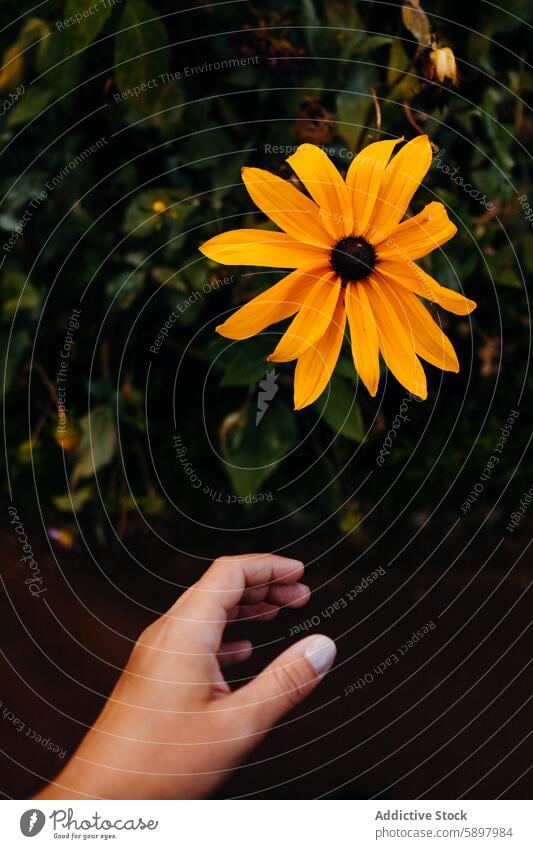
230 634 336 735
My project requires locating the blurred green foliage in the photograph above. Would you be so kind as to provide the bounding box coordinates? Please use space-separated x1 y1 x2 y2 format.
1 0 531 539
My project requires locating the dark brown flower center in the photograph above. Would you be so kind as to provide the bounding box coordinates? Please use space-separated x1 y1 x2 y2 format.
330 235 376 284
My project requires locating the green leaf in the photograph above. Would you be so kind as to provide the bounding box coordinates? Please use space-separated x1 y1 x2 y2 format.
358 35 393 56
219 335 275 387
63 0 116 47
20 17 50 48
482 90 515 171
314 376 364 442
72 406 117 484
114 0 170 113
323 22 390 63
387 41 419 101
337 66 373 150
148 82 184 133
301 0 319 54
2 270 40 319
6 86 54 127
178 126 234 170
53 485 94 512
211 148 253 211
222 401 297 498
138 493 166 515
497 268 522 288
44 43 83 95
335 354 355 380
324 0 363 30
34 1 111 92
337 92 368 151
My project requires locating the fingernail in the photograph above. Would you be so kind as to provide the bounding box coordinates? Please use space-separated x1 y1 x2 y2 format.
305 636 337 676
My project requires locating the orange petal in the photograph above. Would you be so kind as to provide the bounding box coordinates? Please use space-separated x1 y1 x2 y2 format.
365 277 428 399
375 259 476 315
216 263 329 340
344 281 381 396
268 272 341 362
199 228 329 268
376 201 457 260
367 135 433 240
346 137 403 235
286 144 353 239
378 282 459 372
294 297 347 409
241 167 333 249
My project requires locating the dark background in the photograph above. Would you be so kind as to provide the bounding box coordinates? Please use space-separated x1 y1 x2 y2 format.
1 0 531 798
1 515 531 798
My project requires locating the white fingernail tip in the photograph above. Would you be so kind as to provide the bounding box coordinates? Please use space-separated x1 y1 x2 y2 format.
305 636 337 676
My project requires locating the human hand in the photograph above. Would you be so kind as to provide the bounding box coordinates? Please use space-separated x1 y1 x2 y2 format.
36 553 336 799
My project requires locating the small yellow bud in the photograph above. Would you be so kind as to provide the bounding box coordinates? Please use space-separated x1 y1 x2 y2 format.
152 200 167 214
427 46 458 86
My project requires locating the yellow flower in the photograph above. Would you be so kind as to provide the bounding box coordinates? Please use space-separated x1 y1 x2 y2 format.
199 136 476 408
152 200 167 213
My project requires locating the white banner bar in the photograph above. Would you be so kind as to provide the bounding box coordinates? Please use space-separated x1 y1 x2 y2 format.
3 799 532 847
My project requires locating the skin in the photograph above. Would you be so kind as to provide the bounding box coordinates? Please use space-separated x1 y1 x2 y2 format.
36 553 336 800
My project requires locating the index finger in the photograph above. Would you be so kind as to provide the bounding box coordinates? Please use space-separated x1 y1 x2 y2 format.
170 553 305 649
